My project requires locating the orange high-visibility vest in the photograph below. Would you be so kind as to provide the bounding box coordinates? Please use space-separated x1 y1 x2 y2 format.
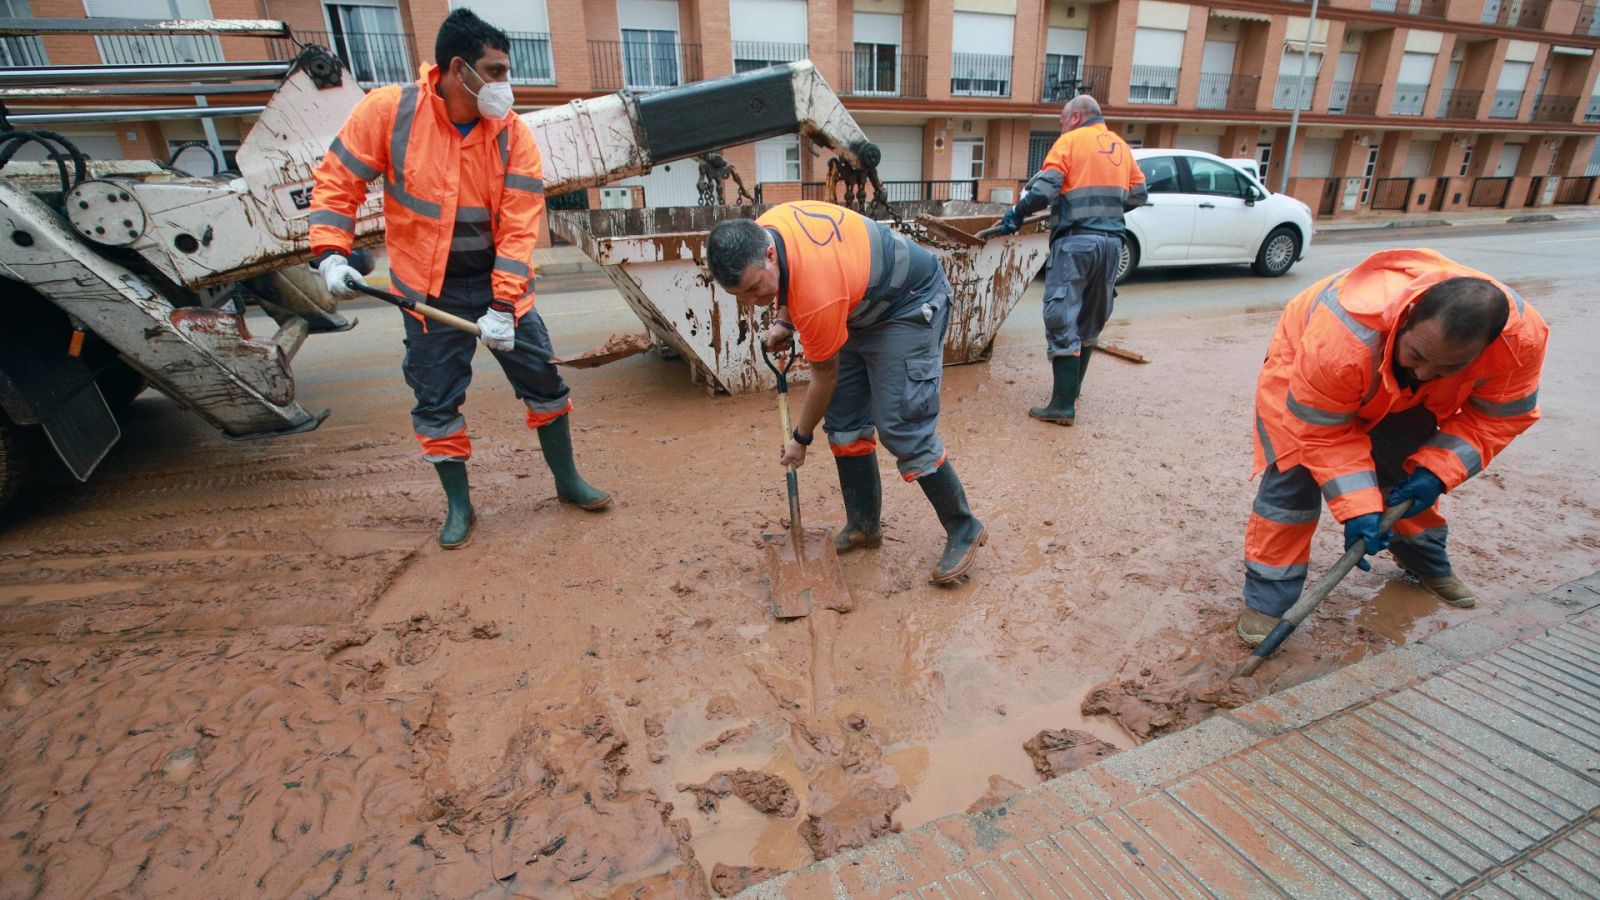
758 201 874 362
310 64 546 316
1034 120 1145 233
1253 248 1548 521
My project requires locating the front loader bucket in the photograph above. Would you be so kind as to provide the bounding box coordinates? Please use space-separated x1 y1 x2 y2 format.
550 201 1050 394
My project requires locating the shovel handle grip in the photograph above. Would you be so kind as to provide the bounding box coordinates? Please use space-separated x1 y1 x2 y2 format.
345 279 557 364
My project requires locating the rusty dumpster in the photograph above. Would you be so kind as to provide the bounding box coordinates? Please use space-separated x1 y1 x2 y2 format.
549 201 1049 395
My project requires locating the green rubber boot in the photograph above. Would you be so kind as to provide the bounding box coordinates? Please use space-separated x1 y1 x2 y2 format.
537 414 611 510
917 462 987 585
833 454 883 553
1028 354 1082 425
1077 344 1094 383
434 460 476 549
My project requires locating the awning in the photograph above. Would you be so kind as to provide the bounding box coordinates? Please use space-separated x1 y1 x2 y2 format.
1211 8 1273 22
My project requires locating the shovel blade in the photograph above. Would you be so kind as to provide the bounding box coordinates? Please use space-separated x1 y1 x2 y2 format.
762 527 852 619
551 332 653 369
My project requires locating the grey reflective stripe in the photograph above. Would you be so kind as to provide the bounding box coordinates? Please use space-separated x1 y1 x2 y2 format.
1314 284 1381 349
827 426 875 445
1286 389 1355 427
1028 169 1064 200
1252 498 1319 525
1320 470 1379 501
1392 524 1448 544
1470 390 1538 417
415 414 465 438
1061 186 1128 220
390 272 427 302
496 127 509 166
456 205 492 222
494 255 530 276
524 395 569 415
1256 413 1277 463
449 232 493 252
1245 560 1309 581
383 85 442 219
309 209 354 231
505 173 544 195
329 136 380 181
1424 432 1483 477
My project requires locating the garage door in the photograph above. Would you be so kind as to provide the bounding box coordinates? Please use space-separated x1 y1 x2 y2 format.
1296 139 1339 178
616 158 701 207
1176 134 1221 155
863 125 923 183
1402 140 1437 178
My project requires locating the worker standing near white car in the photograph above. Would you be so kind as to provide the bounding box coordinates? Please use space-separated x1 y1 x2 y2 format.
310 9 610 550
993 94 1147 426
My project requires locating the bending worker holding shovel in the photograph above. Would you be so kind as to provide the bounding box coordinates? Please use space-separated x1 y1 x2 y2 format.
1239 249 1548 646
707 201 986 584
309 9 610 550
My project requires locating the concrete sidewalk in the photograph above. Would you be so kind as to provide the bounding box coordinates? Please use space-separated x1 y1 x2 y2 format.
748 574 1600 898
1315 204 1600 233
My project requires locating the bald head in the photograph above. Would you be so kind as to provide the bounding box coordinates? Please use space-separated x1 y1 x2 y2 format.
1061 94 1101 131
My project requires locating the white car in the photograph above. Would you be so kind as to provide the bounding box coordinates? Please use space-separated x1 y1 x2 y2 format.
1117 149 1314 283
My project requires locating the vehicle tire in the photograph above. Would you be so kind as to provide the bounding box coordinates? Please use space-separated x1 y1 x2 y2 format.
1252 226 1299 277
0 413 43 523
1115 234 1139 285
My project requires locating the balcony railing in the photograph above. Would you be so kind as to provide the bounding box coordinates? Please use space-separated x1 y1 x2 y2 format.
506 32 555 84
288 30 412 86
1128 65 1180 105
1329 81 1380 115
1369 177 1414 211
1469 176 1512 207
1489 88 1525 119
1196 71 1259 110
95 32 223 65
951 52 1011 97
1483 0 1548 28
1041 60 1111 102
1274 74 1317 110
732 41 807 73
1578 4 1600 36
1390 82 1429 116
838 50 926 98
1372 0 1448 12
590 40 702 91
1555 176 1594 204
800 180 979 203
1587 96 1600 121
1530 93 1578 123
1438 87 1482 118
0 35 47 67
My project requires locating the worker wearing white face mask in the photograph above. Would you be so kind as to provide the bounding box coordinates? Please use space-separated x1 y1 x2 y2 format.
311 8 611 549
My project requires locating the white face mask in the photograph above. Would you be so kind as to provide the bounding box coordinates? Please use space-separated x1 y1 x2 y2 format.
462 63 514 119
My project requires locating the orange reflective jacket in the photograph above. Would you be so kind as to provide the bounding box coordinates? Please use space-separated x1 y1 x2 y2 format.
1253 249 1547 522
310 64 546 316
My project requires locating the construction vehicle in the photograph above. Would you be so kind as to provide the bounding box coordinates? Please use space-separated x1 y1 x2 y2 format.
0 16 884 520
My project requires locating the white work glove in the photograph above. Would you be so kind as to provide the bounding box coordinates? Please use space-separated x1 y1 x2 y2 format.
476 308 516 352
318 253 363 298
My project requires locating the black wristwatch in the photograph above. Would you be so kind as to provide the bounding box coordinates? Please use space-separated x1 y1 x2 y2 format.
791 428 813 446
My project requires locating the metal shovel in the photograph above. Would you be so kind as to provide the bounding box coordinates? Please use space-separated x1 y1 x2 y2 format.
759 343 851 620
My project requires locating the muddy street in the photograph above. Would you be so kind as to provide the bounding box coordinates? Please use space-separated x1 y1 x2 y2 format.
2 221 1597 896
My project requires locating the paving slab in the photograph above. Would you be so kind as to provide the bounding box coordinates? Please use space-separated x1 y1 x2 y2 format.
746 574 1600 898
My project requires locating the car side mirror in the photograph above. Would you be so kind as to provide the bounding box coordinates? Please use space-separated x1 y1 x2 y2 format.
1244 186 1260 205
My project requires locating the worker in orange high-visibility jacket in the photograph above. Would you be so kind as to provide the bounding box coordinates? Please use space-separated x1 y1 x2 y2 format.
310 8 609 550
705 201 986 585
1238 248 1548 645
992 94 1146 426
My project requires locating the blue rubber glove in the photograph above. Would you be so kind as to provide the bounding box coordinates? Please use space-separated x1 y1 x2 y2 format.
1342 512 1392 572
995 207 1024 236
1387 467 1445 519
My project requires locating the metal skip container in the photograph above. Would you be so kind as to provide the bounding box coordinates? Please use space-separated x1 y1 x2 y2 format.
550 201 1050 394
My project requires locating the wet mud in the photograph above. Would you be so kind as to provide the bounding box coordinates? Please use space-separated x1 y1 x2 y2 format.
2 272 1596 895
1023 728 1120 778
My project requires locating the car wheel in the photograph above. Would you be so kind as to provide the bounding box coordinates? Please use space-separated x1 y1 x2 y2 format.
1252 226 1299 277
0 413 43 525
1115 234 1139 285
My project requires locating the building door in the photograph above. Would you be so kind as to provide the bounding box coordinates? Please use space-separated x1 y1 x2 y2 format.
754 136 799 184
950 137 983 200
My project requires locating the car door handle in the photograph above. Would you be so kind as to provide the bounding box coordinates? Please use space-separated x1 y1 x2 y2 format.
1198 202 1216 208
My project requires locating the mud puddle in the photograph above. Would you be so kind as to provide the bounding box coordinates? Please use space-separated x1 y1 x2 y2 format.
2 278 1596 895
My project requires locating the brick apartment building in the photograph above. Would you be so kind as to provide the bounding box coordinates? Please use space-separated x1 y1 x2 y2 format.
7 0 1600 217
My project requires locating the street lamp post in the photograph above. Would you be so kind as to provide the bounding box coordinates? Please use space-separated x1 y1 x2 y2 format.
1279 0 1320 195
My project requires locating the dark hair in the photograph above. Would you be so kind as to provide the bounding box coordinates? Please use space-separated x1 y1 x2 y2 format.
707 219 769 289
1411 276 1510 347
435 8 510 69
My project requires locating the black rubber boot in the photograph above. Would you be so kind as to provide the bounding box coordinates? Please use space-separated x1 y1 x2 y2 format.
917 462 987 585
434 460 476 549
833 455 883 553
1028 354 1082 425
1077 344 1094 383
536 414 611 510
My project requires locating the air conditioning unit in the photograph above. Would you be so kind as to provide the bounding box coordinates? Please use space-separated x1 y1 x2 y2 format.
599 187 634 209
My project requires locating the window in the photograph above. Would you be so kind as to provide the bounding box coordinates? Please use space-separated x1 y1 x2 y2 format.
1 0 45 65
1359 145 1379 204
853 42 898 93
1256 142 1273 184
951 11 1013 97
1138 156 1182 193
1185 157 1247 198
1027 131 1056 175
325 2 411 85
622 28 681 88
1460 144 1472 177
88 0 221 65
